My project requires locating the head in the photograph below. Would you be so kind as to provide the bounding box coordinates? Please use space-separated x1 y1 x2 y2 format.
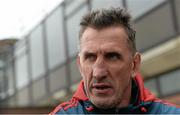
77 7 141 109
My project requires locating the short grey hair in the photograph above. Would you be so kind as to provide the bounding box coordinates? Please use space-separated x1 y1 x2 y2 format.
79 7 136 54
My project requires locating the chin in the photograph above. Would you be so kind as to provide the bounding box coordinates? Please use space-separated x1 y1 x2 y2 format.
93 101 115 109
90 96 118 109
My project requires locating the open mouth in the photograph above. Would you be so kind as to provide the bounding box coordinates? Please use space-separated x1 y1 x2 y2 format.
92 83 112 90
91 83 112 95
95 85 111 90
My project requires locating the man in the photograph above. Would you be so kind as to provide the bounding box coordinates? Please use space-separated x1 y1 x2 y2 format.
50 7 180 114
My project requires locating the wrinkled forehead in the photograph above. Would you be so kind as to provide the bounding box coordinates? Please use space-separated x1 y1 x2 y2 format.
79 27 129 50
80 26 128 40
78 27 133 58
80 42 123 53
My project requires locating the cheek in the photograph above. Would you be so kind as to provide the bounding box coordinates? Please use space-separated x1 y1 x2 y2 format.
111 65 131 86
81 65 92 82
114 62 132 75
81 65 93 95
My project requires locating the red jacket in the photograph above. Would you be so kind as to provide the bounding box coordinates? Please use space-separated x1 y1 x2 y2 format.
50 73 180 114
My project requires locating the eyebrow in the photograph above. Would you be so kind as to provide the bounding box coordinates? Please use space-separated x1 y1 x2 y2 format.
81 50 95 54
83 52 95 56
105 51 122 56
105 51 121 55
104 49 122 54
82 50 122 56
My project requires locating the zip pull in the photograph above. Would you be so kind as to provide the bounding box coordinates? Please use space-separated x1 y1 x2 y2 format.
140 107 147 113
86 106 94 112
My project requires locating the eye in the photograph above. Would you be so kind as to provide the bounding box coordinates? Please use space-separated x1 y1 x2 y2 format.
105 52 121 61
84 53 96 62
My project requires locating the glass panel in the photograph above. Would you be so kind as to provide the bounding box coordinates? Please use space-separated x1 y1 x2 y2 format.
5 95 17 107
0 60 4 68
32 78 46 101
46 6 66 69
6 60 13 92
50 65 66 92
17 88 30 107
65 0 86 16
14 39 26 50
15 55 29 89
14 40 27 57
175 0 180 30
160 69 180 96
127 0 166 19
6 54 16 97
14 44 27 57
135 3 175 51
64 0 72 5
144 79 159 96
70 59 81 84
67 6 88 57
29 25 45 80
92 0 123 10
0 69 5 100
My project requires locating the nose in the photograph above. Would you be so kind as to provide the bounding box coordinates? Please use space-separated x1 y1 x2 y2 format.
92 57 108 80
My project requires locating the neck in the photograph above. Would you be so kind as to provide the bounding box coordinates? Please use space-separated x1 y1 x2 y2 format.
117 78 132 108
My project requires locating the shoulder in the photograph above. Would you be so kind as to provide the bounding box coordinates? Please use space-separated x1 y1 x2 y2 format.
49 98 85 114
149 99 180 114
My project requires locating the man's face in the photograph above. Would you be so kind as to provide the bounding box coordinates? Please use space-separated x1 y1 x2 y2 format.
77 26 140 109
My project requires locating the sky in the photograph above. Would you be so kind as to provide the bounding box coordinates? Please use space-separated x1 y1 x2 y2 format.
0 0 63 40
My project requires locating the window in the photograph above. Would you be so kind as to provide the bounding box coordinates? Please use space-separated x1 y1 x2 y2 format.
45 6 66 69
29 25 45 80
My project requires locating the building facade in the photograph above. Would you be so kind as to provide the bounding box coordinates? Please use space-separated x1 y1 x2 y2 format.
0 0 180 113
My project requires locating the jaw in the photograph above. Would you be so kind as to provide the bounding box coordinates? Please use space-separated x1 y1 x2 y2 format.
87 79 132 109
89 93 120 109
88 86 119 109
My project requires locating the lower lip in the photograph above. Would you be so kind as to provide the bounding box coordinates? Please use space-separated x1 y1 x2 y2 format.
92 88 113 95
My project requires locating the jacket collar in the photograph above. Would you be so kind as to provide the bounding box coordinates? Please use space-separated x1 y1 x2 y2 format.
134 73 156 102
73 80 88 101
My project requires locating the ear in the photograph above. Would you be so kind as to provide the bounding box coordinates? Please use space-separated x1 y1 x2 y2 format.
131 52 141 77
77 54 83 77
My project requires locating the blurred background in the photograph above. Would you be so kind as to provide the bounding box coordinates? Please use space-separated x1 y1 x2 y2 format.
0 0 180 114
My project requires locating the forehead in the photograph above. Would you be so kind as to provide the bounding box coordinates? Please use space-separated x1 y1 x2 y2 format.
80 27 130 53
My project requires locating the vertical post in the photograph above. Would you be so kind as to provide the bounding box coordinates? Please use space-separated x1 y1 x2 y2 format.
169 0 179 35
87 0 92 11
122 0 127 9
11 46 18 105
42 21 51 96
3 53 8 101
1 54 7 100
62 1 71 93
26 37 33 106
156 77 162 97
